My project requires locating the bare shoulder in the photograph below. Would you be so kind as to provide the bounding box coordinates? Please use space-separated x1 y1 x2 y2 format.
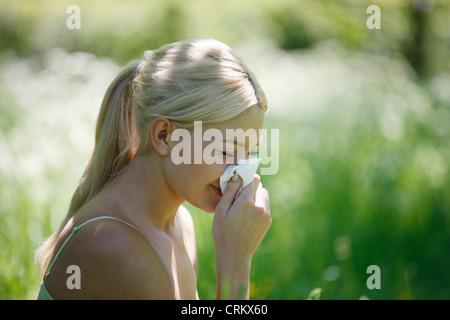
46 218 175 299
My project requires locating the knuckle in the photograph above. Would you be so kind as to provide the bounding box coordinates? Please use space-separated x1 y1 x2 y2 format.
255 206 265 216
264 209 272 223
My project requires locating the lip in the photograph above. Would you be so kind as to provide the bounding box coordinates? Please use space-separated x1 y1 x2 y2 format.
210 184 222 196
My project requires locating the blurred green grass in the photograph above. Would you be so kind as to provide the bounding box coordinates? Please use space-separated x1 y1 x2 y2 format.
1 0 449 299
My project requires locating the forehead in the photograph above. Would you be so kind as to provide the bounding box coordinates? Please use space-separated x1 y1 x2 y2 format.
206 105 265 133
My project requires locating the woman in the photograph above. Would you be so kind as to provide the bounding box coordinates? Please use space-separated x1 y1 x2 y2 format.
35 38 271 299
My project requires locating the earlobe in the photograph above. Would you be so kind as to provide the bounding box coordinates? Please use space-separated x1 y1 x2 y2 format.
149 118 173 156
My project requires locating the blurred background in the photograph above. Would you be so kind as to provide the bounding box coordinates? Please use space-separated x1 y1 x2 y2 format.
1 0 449 299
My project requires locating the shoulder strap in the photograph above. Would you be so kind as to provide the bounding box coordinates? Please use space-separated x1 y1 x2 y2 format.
42 216 142 283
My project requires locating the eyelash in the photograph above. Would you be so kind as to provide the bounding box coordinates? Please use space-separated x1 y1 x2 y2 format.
221 150 259 157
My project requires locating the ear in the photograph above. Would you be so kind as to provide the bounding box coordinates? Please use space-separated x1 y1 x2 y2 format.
149 117 173 156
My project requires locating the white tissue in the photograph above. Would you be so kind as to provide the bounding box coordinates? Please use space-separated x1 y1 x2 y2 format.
220 158 261 196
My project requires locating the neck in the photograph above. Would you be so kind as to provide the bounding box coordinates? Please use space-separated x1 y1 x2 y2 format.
105 152 184 230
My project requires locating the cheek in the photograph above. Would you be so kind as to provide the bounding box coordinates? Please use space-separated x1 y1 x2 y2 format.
161 160 195 192
162 159 226 212
189 164 227 212
163 156 221 184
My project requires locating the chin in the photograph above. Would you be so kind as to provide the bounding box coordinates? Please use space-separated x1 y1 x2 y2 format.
197 202 219 214
187 198 220 214
203 206 217 214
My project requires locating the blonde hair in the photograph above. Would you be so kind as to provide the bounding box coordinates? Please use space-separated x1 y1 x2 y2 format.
35 38 268 278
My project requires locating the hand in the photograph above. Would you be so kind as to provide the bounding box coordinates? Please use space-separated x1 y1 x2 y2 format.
213 173 271 262
213 173 271 299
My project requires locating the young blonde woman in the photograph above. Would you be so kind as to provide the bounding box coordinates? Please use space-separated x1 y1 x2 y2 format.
35 38 271 300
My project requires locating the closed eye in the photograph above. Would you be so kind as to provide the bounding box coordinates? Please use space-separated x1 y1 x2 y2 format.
222 151 234 157
249 150 259 157
218 150 258 158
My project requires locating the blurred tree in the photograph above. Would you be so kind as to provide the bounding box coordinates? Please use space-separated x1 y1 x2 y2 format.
403 0 431 77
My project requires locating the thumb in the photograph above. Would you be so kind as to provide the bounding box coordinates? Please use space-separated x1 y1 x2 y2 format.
215 174 242 215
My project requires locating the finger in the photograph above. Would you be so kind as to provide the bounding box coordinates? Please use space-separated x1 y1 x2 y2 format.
255 185 270 212
254 182 263 202
215 174 242 215
235 174 260 203
253 182 262 200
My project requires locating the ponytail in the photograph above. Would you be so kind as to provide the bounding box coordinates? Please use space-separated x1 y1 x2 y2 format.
35 62 140 278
